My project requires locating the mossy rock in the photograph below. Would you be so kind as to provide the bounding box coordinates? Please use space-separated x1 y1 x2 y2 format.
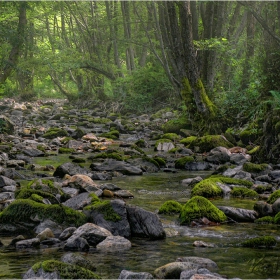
210 175 253 187
241 236 277 248
0 199 87 227
243 162 269 173
161 117 191 134
191 178 223 198
135 139 146 148
31 260 101 279
230 187 259 198
180 136 197 146
162 133 181 142
84 194 121 222
92 117 111 124
186 135 233 152
142 157 160 169
158 200 183 214
92 152 123 161
16 188 58 204
175 156 195 169
155 138 172 146
179 196 227 225
25 179 62 196
100 130 119 139
42 128 68 139
267 190 280 204
254 185 273 194
153 156 166 167
60 137 73 145
58 147 75 154
239 129 259 145
131 144 146 155
254 216 275 224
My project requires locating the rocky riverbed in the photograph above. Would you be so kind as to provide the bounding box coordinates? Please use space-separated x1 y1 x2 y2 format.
0 98 279 279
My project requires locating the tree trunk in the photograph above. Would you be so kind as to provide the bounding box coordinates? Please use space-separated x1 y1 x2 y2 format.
0 2 27 84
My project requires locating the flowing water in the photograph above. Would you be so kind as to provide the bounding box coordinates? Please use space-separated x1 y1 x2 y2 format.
1 167 280 279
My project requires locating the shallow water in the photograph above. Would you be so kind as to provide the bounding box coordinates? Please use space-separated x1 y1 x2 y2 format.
1 169 280 279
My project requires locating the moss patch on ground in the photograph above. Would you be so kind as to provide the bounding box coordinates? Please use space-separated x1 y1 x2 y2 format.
42 128 68 139
179 196 227 225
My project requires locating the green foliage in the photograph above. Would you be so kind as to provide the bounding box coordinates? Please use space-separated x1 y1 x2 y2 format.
175 156 195 169
267 190 280 204
179 196 227 225
230 187 259 198
241 236 277 248
42 128 68 139
0 199 87 227
243 162 269 173
32 260 101 279
158 200 183 214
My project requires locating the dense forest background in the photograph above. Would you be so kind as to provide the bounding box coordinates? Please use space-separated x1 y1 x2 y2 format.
1 1 280 162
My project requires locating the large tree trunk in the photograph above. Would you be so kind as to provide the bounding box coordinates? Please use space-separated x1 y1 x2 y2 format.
0 2 27 84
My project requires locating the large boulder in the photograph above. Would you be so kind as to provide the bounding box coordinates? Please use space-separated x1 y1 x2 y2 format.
63 192 94 210
206 147 231 164
85 199 131 237
126 205 166 239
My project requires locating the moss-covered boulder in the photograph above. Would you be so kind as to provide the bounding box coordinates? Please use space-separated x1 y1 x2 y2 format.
42 128 68 139
268 190 280 204
23 259 101 279
230 187 259 198
183 135 233 152
158 200 183 214
179 196 227 225
16 188 58 204
175 156 195 169
191 178 223 198
0 199 87 231
243 162 270 174
58 147 75 154
161 117 191 134
241 236 277 248
254 216 275 224
100 130 119 140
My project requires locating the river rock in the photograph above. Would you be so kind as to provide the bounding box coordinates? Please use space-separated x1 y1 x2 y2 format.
85 199 131 237
230 153 251 165
36 227 55 241
176 257 218 271
62 192 93 210
118 270 154 279
181 176 203 187
155 142 175 152
22 148 45 157
23 268 59 279
59 227 77 241
34 219 64 236
206 147 231 163
63 174 100 192
0 115 15 134
154 262 205 279
218 206 258 222
66 223 112 247
96 235 131 251
223 165 243 177
254 201 274 217
193 240 215 248
180 268 228 280
114 189 134 198
126 205 166 239
61 252 96 271
272 198 280 214
90 159 143 175
53 162 91 177
185 161 210 171
64 236 89 251
0 176 16 188
16 237 40 249
91 172 112 180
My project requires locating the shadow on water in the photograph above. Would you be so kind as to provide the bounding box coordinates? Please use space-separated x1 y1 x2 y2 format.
1 169 280 279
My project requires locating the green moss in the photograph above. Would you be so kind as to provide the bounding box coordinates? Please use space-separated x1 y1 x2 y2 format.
241 236 277 248
267 190 280 204
191 178 223 198
254 216 275 224
158 200 183 214
92 117 111 124
93 152 123 161
161 117 191 134
36 145 46 152
30 193 44 203
254 185 273 194
175 156 195 169
25 179 62 196
32 260 101 279
243 162 269 173
230 187 259 198
247 146 260 155
42 128 68 139
142 157 160 169
168 147 181 154
16 188 58 204
135 139 146 148
100 130 119 139
179 196 227 225
58 147 75 154
210 175 254 187
180 136 197 146
0 199 87 227
60 137 73 144
153 156 166 167
84 199 121 222
131 144 146 155
155 138 172 146
72 158 86 163
239 129 259 145
187 135 233 152
162 133 181 142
